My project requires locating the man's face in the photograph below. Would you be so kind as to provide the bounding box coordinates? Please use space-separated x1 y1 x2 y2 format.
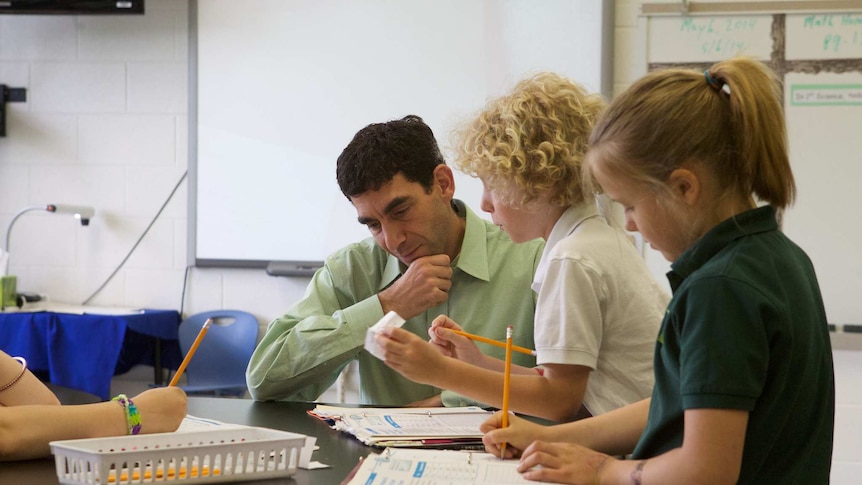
350 169 456 264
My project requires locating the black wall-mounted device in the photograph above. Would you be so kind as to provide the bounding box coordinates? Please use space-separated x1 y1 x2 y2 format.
0 85 27 137
0 1 144 15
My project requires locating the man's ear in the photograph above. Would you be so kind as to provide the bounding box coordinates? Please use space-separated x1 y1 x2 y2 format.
433 165 456 199
668 168 700 207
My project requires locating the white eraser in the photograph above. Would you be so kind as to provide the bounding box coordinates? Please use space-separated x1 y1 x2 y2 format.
298 436 317 469
364 311 406 360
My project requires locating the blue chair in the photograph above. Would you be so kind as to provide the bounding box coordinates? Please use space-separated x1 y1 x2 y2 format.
174 310 259 397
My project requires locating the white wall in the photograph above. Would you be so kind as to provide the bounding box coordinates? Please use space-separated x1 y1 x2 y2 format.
0 0 301 321
0 0 859 480
0 1 192 309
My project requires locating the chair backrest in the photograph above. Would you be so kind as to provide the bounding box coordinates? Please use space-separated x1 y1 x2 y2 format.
177 310 259 393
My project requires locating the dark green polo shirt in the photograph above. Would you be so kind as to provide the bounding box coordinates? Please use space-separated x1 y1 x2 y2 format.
633 206 834 484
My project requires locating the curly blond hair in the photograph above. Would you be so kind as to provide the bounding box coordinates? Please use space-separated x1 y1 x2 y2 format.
453 72 606 208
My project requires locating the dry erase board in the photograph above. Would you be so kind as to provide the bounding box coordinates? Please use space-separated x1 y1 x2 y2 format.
641 4 862 325
192 0 613 273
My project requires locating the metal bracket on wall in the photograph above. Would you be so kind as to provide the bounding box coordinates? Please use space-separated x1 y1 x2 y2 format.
1 84 28 137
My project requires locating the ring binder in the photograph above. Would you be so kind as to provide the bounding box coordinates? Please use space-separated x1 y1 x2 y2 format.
308 405 491 449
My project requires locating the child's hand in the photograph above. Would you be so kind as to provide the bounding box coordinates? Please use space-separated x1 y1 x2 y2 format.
132 387 187 434
376 327 446 385
517 440 613 485
480 412 544 459
429 316 485 365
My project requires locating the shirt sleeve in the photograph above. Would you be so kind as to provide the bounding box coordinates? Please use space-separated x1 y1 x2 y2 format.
678 277 772 411
245 258 386 401
534 255 606 368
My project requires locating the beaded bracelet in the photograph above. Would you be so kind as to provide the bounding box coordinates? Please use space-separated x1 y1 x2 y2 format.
0 356 27 392
112 393 142 435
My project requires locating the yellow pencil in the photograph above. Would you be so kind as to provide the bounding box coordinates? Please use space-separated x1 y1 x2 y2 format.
169 318 213 387
450 329 536 356
109 465 219 482
500 325 512 459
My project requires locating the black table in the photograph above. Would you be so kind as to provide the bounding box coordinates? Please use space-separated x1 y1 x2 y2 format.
46 382 102 405
0 397 379 485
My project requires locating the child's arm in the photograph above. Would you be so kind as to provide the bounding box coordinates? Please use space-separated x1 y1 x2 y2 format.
0 352 60 407
0 387 187 462
482 398 651 458
379 326 591 422
515 407 747 484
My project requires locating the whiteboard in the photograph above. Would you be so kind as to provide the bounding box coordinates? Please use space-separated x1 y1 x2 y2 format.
642 7 862 325
192 0 613 271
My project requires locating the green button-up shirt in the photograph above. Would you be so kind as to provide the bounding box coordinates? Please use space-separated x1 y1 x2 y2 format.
246 202 543 405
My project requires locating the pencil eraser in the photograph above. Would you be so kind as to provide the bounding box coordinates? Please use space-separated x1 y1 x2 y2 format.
364 311 406 360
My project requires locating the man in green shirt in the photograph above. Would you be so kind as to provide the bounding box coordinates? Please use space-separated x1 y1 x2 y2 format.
246 115 543 405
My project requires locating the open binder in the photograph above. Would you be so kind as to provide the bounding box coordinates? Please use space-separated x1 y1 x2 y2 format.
345 448 555 484
309 405 491 448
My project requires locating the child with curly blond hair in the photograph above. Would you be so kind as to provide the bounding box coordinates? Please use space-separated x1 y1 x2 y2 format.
375 73 668 422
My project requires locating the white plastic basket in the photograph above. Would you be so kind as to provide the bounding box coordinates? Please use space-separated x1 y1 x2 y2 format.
50 427 313 484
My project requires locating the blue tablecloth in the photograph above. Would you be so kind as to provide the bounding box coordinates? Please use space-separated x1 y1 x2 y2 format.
0 309 182 400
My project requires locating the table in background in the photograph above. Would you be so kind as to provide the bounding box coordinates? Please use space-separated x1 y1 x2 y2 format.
0 398 377 485
0 308 182 400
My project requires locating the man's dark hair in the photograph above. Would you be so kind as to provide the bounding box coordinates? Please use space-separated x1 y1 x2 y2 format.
336 115 447 198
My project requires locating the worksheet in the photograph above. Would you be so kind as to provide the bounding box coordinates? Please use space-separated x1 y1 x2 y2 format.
346 449 554 484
